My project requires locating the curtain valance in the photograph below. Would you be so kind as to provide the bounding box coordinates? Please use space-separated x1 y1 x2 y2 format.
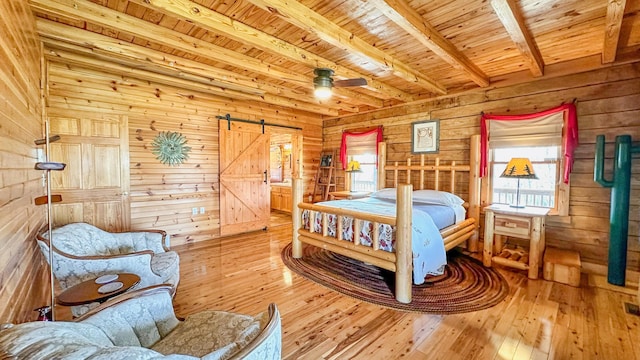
480 103 578 184
339 126 383 170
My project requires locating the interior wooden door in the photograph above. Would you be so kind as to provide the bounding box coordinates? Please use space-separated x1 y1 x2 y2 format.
48 114 131 232
219 120 270 236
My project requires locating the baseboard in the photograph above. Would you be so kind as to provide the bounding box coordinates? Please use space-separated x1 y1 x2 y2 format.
580 261 640 284
582 261 639 300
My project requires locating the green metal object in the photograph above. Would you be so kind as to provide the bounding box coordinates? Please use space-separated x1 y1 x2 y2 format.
594 135 639 286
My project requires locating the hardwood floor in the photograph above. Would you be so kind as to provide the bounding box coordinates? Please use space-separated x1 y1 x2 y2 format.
53 214 639 359
168 220 640 360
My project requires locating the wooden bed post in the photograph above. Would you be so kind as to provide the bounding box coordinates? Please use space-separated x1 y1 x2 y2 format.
292 178 304 258
468 134 481 252
396 183 413 304
377 142 386 190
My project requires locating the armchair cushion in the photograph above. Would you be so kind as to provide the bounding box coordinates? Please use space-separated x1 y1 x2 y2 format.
151 251 180 286
151 311 260 359
0 286 281 360
37 223 180 317
45 223 167 256
80 290 180 348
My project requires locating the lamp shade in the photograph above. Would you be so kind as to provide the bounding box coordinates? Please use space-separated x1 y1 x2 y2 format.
500 158 538 179
346 160 361 172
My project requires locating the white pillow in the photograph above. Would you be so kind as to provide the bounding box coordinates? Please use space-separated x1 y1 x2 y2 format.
412 190 464 207
370 188 396 200
371 188 464 207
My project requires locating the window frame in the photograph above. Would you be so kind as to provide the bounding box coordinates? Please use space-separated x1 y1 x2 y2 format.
484 144 569 216
347 153 378 192
479 104 576 217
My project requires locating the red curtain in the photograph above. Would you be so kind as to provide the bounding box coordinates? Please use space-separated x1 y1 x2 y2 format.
480 103 578 184
340 126 383 170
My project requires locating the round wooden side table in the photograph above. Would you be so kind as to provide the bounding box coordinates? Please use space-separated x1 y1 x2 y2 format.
57 273 140 306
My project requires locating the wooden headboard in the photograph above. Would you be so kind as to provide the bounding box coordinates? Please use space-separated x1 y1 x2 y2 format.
377 134 481 225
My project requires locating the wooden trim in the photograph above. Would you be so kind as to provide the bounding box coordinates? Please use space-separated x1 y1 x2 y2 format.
369 0 489 87
125 0 412 102
490 0 544 77
247 0 445 94
602 0 627 64
34 194 62 205
395 184 412 303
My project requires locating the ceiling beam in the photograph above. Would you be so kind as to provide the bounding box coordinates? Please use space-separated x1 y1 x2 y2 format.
45 39 360 114
602 0 627 64
369 0 489 88
36 21 264 95
246 0 447 95
29 0 313 83
36 18 367 113
44 46 342 116
491 0 544 77
28 0 377 113
122 0 413 103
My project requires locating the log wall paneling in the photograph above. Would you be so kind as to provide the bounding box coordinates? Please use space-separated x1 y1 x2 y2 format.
45 60 322 246
323 62 640 275
0 0 48 323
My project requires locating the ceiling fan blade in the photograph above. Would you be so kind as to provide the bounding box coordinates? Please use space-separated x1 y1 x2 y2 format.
334 78 367 87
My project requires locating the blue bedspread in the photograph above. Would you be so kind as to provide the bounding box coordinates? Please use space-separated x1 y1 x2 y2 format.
303 197 446 284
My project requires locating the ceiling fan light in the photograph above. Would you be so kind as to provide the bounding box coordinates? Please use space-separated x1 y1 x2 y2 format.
313 68 334 99
314 86 332 99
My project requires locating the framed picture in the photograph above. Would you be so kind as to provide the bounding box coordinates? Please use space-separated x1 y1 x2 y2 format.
411 120 439 154
320 154 332 167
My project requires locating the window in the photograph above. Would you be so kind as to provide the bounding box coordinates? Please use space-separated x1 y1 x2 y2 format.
490 145 559 209
481 104 577 216
348 153 377 191
340 127 383 192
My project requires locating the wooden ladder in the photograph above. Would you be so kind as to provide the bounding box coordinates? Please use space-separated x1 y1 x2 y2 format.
312 149 336 202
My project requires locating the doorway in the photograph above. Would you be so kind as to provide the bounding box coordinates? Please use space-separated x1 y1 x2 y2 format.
219 118 301 235
269 133 293 215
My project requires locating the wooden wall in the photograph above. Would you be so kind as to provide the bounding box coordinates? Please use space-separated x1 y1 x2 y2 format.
324 62 640 274
45 60 323 246
0 0 48 323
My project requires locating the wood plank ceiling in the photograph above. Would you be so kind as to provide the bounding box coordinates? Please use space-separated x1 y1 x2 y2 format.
29 0 640 117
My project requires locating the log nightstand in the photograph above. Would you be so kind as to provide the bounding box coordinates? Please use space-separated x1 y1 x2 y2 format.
483 204 549 279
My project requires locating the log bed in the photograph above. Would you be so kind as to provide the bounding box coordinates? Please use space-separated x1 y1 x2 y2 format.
291 134 481 303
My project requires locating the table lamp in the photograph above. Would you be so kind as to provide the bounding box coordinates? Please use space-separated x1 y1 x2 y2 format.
500 157 538 208
345 160 361 192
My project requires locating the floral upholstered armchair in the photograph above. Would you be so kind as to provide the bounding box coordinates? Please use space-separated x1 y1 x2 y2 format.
36 222 180 317
0 285 281 359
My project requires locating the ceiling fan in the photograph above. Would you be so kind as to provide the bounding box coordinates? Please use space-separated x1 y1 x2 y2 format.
313 68 367 99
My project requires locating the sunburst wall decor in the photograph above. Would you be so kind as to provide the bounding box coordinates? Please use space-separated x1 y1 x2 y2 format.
151 131 191 166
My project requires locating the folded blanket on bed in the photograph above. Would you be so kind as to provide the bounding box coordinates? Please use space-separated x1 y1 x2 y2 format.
302 198 446 284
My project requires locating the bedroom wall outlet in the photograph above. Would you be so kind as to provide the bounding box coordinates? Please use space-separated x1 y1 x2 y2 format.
191 207 198 215
200 207 205 214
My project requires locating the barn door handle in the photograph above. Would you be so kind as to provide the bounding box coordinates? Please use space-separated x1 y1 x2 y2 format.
264 170 268 183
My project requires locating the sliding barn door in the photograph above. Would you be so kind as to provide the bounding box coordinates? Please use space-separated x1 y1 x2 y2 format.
219 120 270 236
48 115 131 232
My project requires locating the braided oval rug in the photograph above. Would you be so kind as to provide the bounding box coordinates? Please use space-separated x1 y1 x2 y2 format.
281 243 509 314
